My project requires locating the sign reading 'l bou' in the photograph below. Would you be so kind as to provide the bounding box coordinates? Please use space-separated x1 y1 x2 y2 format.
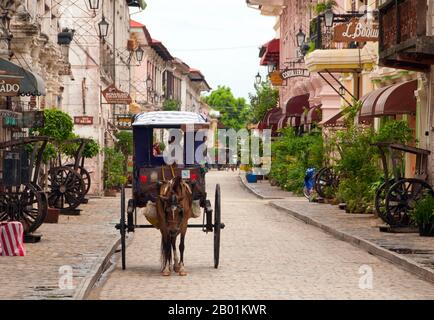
333 18 379 43
102 84 132 105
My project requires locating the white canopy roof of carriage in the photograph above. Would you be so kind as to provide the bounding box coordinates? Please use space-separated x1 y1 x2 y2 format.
133 111 209 126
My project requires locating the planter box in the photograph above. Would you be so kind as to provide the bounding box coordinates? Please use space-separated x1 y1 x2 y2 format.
44 207 59 224
104 189 117 197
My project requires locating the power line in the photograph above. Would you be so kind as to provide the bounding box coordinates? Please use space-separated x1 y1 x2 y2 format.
173 45 260 52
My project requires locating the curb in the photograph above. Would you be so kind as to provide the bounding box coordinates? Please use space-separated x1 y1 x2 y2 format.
238 175 285 200
269 202 434 285
73 236 121 300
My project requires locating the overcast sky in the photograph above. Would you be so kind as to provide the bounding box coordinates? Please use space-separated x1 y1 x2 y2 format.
131 0 276 102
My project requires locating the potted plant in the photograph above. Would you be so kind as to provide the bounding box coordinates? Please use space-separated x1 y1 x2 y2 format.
104 147 127 197
411 195 434 237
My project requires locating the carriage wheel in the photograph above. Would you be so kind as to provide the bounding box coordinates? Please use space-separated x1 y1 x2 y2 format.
385 178 434 227
120 186 127 270
0 183 48 234
66 165 91 196
47 166 86 210
374 179 394 220
214 184 221 269
315 167 339 199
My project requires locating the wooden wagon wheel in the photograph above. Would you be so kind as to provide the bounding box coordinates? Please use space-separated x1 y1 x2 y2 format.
65 165 91 196
384 178 434 227
0 183 47 234
315 167 339 199
47 166 85 210
374 179 395 220
214 184 221 269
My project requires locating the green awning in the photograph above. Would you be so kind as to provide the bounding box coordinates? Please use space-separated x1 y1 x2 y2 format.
0 58 46 96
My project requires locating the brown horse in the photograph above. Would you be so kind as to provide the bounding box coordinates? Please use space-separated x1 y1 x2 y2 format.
157 176 192 276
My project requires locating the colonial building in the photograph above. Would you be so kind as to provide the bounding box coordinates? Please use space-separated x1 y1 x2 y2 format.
129 19 211 114
59 0 143 195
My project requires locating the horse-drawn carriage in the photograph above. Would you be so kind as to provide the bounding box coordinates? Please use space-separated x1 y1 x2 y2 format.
373 142 433 228
0 137 50 236
116 111 225 273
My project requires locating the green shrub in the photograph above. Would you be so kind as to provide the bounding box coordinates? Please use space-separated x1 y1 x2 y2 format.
162 99 181 111
269 127 323 195
411 195 434 234
104 147 127 189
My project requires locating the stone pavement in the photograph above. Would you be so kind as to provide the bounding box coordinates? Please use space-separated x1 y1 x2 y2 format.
0 194 121 300
90 171 434 300
240 176 434 285
240 176 293 199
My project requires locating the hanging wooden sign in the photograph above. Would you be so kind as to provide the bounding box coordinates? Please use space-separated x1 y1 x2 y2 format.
268 71 283 86
333 18 379 43
102 84 132 105
280 68 310 80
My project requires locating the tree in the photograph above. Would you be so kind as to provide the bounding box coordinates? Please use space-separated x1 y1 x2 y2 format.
203 86 251 131
248 81 279 124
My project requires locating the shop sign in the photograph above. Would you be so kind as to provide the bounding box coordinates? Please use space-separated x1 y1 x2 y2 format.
102 84 132 105
268 71 283 86
333 18 379 43
114 114 133 130
0 110 20 128
74 116 94 125
0 76 21 96
280 68 310 80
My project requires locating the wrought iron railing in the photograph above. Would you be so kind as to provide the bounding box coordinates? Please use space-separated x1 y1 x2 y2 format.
308 12 366 51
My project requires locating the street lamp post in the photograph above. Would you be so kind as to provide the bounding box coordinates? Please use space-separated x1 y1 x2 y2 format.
296 29 306 47
255 72 261 85
324 9 335 28
98 16 109 38
88 0 100 10
135 46 144 63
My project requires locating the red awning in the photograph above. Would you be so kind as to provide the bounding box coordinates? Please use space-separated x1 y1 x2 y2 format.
288 116 301 127
259 39 280 66
359 80 417 118
306 105 322 124
284 94 310 116
300 112 307 126
376 80 417 116
359 85 392 118
277 114 289 130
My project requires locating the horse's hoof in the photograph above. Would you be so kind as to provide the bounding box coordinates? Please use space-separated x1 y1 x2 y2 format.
162 271 171 276
179 271 187 276
174 265 181 273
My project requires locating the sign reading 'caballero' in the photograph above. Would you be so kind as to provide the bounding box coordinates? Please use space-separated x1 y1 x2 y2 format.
280 68 310 80
333 18 379 43
102 84 132 105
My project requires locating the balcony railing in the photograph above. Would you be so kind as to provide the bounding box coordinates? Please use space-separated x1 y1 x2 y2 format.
308 12 366 51
378 0 434 70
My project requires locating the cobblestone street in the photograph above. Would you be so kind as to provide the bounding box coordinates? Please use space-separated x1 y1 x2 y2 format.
90 171 434 300
0 195 120 300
